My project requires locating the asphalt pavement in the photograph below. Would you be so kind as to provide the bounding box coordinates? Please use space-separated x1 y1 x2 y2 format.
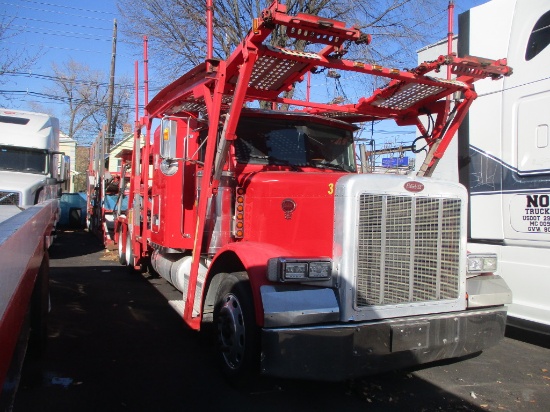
12 230 550 412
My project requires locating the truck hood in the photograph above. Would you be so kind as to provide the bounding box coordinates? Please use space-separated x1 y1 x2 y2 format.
0 170 47 194
240 171 347 256
240 171 345 198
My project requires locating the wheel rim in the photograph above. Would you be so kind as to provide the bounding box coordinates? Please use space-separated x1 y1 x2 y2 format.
118 230 126 264
125 231 133 266
218 293 246 370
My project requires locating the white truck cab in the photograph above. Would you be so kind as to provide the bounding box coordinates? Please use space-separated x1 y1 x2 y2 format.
0 109 69 214
417 0 550 334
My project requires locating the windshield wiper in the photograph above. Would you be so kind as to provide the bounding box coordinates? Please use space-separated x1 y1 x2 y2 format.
246 154 299 170
308 161 348 171
248 154 269 160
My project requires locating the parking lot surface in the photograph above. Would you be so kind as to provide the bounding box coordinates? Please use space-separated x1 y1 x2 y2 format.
13 230 550 412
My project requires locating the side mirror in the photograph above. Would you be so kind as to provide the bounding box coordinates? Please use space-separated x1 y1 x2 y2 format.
160 118 177 159
58 155 70 183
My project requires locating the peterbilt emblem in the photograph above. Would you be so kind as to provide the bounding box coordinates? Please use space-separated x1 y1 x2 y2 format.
404 181 424 193
281 198 296 220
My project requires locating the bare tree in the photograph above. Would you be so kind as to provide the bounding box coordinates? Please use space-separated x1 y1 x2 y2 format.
117 0 443 85
89 74 133 146
0 14 42 86
45 60 103 143
44 60 131 145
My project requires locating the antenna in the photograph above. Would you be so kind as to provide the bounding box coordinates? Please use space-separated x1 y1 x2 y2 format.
206 0 214 70
447 1 455 81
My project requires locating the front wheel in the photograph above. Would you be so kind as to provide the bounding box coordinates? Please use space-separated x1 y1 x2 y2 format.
213 272 260 384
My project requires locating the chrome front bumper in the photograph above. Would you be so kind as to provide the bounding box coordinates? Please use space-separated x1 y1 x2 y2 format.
260 307 507 381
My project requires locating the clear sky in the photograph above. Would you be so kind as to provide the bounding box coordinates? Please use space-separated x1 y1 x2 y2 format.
0 0 491 143
1 1 136 119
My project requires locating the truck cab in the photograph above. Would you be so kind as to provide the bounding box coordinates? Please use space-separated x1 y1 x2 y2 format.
0 109 69 211
417 0 550 334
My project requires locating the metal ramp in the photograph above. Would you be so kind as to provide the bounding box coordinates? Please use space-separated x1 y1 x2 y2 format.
149 4 510 132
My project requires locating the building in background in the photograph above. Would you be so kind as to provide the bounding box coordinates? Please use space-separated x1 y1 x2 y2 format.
59 133 77 192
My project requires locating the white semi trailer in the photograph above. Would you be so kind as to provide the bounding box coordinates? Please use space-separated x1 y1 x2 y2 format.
417 0 550 334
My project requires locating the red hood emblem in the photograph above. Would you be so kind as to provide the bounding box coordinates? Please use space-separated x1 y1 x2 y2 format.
404 181 424 193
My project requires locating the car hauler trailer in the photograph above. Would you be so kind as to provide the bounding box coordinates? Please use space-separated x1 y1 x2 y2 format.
86 130 124 247
418 0 550 335
116 1 513 381
0 109 67 406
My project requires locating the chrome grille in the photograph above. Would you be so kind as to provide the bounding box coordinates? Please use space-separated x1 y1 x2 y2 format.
0 191 20 205
356 194 461 307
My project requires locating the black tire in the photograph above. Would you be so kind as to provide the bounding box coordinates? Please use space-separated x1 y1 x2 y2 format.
213 272 260 384
117 227 127 266
92 214 98 232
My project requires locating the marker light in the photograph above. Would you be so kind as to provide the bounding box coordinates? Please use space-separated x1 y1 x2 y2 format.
234 187 245 238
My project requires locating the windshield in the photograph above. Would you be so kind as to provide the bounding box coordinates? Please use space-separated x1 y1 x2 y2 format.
0 146 48 174
234 117 356 172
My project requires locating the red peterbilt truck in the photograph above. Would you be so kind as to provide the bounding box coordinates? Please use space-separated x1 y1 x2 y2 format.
115 2 513 381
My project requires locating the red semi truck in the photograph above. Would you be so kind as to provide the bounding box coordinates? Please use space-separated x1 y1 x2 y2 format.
115 2 513 381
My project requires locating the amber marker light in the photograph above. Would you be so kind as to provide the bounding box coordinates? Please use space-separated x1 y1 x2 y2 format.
234 187 245 238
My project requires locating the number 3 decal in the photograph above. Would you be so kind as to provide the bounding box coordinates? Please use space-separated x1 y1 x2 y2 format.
328 183 334 195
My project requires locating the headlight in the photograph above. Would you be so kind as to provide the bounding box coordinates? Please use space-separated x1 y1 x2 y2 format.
284 262 308 279
467 253 498 274
267 258 332 282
